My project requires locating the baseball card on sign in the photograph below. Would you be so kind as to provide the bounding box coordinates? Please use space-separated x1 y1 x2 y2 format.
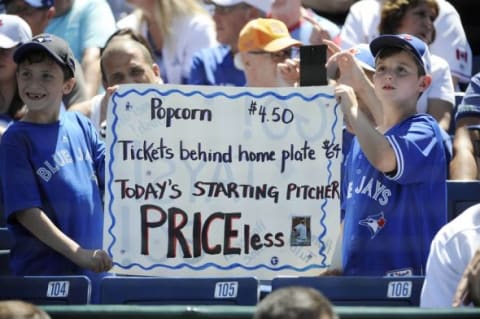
104 84 342 280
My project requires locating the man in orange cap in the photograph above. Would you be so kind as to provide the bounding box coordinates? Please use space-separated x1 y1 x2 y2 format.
235 18 301 87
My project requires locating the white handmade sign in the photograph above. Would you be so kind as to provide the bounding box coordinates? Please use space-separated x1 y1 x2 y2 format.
104 84 342 279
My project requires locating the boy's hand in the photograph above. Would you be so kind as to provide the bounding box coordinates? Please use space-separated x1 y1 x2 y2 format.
76 248 113 273
453 249 480 307
327 49 370 91
334 84 358 115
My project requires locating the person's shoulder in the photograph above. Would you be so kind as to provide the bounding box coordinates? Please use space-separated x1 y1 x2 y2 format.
63 109 93 127
435 203 480 244
436 0 459 15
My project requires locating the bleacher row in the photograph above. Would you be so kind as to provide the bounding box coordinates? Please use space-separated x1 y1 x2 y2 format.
1 180 480 316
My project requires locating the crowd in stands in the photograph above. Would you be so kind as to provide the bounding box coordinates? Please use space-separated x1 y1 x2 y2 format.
1 0 480 311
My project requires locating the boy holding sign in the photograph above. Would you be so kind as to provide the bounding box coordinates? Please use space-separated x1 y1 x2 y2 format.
333 34 447 276
0 34 112 301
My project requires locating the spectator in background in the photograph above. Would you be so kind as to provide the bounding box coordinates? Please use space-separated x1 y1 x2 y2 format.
0 13 30 137
253 286 339 319
117 0 216 84
70 28 163 139
188 0 271 86
420 204 480 307
45 0 116 99
378 0 454 132
235 18 301 87
3 0 88 109
270 0 340 45
339 0 472 89
449 72 480 180
1 0 53 35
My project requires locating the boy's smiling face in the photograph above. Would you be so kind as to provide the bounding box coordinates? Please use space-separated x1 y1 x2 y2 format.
373 50 430 106
17 57 75 119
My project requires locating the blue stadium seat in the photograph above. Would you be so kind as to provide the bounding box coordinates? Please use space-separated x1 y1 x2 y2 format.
447 180 480 221
271 276 424 306
99 276 259 305
0 227 12 250
0 275 91 305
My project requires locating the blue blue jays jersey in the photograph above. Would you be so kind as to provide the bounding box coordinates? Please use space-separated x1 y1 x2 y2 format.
187 44 246 86
1 111 105 277
341 114 447 276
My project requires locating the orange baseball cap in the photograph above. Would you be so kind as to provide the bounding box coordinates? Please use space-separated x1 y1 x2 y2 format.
238 18 301 53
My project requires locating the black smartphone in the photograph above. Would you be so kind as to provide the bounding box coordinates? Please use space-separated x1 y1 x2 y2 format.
299 45 327 86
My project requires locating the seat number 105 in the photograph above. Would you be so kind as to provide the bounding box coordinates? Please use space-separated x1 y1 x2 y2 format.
214 281 239 298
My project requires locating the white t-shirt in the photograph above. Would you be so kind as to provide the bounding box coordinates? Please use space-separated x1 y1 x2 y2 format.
417 53 455 114
339 0 472 83
420 204 480 308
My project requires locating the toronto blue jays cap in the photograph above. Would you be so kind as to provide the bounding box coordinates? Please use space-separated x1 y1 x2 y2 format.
369 34 431 74
14 33 75 77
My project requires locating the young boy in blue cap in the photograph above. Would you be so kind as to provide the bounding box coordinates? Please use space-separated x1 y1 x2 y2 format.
334 34 447 276
0 33 112 302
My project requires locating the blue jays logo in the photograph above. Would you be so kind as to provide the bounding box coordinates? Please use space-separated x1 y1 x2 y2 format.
359 212 387 239
33 34 53 44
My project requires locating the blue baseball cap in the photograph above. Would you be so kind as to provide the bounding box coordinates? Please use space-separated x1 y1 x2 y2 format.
369 34 431 74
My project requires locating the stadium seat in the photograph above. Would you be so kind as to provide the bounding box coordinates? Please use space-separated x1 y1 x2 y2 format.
99 276 259 305
271 276 425 306
0 275 91 305
447 180 480 221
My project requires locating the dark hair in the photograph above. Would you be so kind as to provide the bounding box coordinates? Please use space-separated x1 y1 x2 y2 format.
379 0 439 44
253 287 338 319
375 46 426 76
16 49 73 80
100 28 156 83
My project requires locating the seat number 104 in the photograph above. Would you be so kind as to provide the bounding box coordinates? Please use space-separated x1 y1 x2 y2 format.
46 281 70 297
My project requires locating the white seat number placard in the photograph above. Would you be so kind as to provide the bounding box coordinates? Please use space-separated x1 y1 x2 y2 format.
46 281 70 297
387 281 412 298
214 281 239 298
